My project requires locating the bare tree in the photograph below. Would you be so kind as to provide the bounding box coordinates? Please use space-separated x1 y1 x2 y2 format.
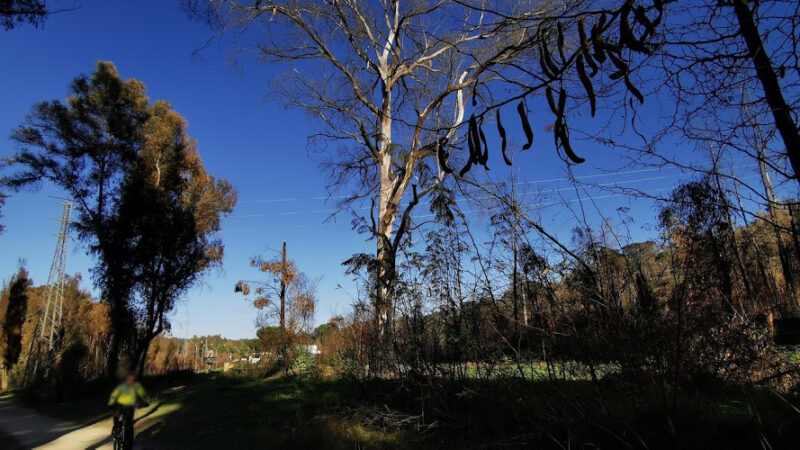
188 0 561 341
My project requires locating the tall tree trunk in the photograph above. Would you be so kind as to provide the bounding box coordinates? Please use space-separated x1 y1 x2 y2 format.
279 241 288 366
376 84 397 339
107 327 121 383
279 241 287 339
733 0 800 182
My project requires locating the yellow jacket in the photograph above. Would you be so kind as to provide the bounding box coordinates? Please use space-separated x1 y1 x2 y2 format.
108 382 147 407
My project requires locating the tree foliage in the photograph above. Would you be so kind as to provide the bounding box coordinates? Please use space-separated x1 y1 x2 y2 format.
236 242 315 369
2 61 237 377
1 0 47 30
0 266 31 370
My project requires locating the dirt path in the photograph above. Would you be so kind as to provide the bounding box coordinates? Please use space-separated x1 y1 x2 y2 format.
0 398 80 449
35 417 116 450
0 399 157 449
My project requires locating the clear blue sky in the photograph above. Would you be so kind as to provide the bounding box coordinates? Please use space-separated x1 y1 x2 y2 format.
0 0 680 339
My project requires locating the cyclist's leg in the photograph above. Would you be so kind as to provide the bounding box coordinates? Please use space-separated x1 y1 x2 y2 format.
122 407 135 450
111 406 123 449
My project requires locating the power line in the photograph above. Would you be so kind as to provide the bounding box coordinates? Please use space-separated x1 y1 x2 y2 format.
231 174 671 218
236 167 670 206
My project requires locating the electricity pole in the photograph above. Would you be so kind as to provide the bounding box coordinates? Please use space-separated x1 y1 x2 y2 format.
23 202 72 384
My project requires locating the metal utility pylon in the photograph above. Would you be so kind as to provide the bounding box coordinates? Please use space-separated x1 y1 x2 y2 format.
23 202 72 384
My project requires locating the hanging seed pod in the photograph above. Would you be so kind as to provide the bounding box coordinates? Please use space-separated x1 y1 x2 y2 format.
479 119 489 169
557 21 566 62
553 119 565 165
591 32 607 63
466 127 478 166
608 51 629 79
619 2 635 45
436 138 453 174
608 51 628 72
545 87 557 114
458 158 473 177
578 19 598 75
469 114 481 161
559 125 586 164
497 109 512 166
620 1 651 55
636 5 659 42
576 54 596 117
635 5 653 29
517 101 534 151
624 74 645 104
597 12 607 30
557 88 567 115
538 44 556 80
591 13 608 63
541 41 560 76
609 70 626 80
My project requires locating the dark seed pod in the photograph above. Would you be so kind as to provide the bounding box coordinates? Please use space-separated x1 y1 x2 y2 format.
458 158 473 177
557 88 567 115
597 12 607 30
610 70 626 80
478 116 489 169
608 51 629 73
636 5 659 43
497 109 512 165
576 54 596 117
545 87 557 114
624 74 645 104
620 1 651 55
517 101 534 151
466 130 477 168
436 138 453 174
541 41 560 76
578 19 598 75
538 45 556 80
559 126 586 164
591 33 607 63
591 13 608 63
619 2 636 46
553 119 563 156
555 122 584 164
469 114 481 162
635 5 653 29
557 21 566 62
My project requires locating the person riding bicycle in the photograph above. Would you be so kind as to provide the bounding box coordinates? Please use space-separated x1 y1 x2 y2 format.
108 372 148 449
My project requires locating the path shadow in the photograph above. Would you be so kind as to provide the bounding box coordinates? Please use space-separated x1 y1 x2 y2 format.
0 399 84 448
85 401 166 450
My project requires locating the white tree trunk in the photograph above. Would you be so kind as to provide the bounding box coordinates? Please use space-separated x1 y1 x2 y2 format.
376 85 396 336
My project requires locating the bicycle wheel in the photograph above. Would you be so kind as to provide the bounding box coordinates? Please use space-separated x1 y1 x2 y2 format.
113 427 122 450
112 416 125 450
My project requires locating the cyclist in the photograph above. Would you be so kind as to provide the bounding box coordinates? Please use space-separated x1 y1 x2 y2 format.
108 372 148 450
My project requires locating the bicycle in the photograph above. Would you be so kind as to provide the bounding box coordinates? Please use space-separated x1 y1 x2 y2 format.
111 405 134 450
111 402 147 450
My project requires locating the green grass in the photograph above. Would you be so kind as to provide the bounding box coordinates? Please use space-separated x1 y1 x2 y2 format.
13 370 800 449
131 372 800 449
134 373 413 449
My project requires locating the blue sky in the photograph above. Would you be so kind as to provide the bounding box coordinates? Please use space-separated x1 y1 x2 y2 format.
0 1 680 339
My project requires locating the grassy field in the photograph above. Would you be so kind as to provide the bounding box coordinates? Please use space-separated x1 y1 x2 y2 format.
15 370 800 449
